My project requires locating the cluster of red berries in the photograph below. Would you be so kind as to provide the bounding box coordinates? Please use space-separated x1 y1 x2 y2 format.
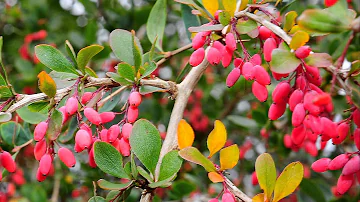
33 90 142 181
0 151 17 180
311 153 360 195
19 30 48 64
0 182 15 202
184 89 209 132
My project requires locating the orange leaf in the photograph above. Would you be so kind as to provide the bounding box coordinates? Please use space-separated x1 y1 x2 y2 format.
207 120 227 157
220 144 239 170
290 31 310 50
252 193 265 202
208 172 224 183
177 119 195 149
37 71 57 98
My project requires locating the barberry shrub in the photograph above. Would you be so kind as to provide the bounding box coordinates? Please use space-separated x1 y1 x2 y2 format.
0 0 359 201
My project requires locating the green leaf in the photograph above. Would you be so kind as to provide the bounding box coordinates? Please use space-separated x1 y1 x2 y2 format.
219 11 231 26
97 179 134 190
273 162 304 202
139 85 164 95
0 121 31 145
94 141 129 179
299 178 326 202
16 106 47 124
129 119 162 174
107 72 132 86
58 117 77 143
88 196 106 202
131 31 142 74
176 64 191 83
28 101 49 112
0 112 12 123
137 166 154 183
181 4 201 39
65 40 77 68
106 191 120 201
227 115 258 129
46 109 63 140
270 48 301 74
146 0 167 51
159 150 183 181
77 45 104 73
131 152 138 179
283 11 298 32
349 77 360 109
178 147 216 172
140 62 157 79
37 71 57 98
304 53 332 68
117 62 135 81
124 162 132 178
0 74 12 98
236 19 258 34
109 29 143 66
0 36 3 63
148 174 175 188
255 153 277 201
35 45 79 75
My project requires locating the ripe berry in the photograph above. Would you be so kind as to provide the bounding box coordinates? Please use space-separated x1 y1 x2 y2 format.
291 124 306 145
192 32 206 50
39 154 52 175
272 82 291 104
320 117 337 138
252 81 268 102
253 65 270 85
328 154 350 170
222 192 235 202
268 102 286 120
263 38 277 62
258 26 272 40
121 123 133 141
296 75 307 91
34 121 48 141
65 97 78 115
129 92 142 107
189 48 205 67
225 33 237 51
100 129 109 142
272 72 289 80
353 109 360 127
88 147 97 168
250 54 262 66
292 103 306 127
304 141 318 157
226 68 241 88
336 174 353 195
59 106 69 124
214 10 222 21
311 158 331 172
304 65 320 81
242 62 254 80
127 106 139 123
284 134 293 148
80 123 92 136
36 168 47 182
34 139 47 161
354 128 360 150
84 108 102 125
313 93 331 106
81 92 93 104
222 48 233 68
119 138 131 156
107 125 120 143
251 171 259 185
342 155 360 176
209 199 219 202
233 58 244 69
295 46 311 59
0 151 16 173
333 123 349 144
207 47 221 65
100 112 115 124
75 129 92 151
304 91 321 116
212 41 225 53
58 147 76 167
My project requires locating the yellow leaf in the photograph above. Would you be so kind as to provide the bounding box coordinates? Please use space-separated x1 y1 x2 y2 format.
207 120 227 157
283 11 298 32
37 71 57 98
177 119 195 149
289 31 309 50
252 193 265 202
272 162 304 202
208 172 224 183
223 0 236 16
238 0 248 11
220 144 239 170
203 0 218 17
289 25 301 35
255 153 276 202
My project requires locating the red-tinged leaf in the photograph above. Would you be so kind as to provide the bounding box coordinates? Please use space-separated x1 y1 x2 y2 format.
37 71 57 98
208 172 224 183
270 49 301 74
304 53 333 67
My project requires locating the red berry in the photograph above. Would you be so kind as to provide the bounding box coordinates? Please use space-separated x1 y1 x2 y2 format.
226 68 241 88
304 141 318 157
222 192 235 202
311 158 331 172
107 125 120 143
192 32 206 50
325 0 338 7
225 33 237 51
127 106 139 123
304 91 321 116
272 81 291 104
119 138 130 156
242 62 254 80
75 129 92 150
84 108 102 125
209 198 219 202
304 65 320 81
80 123 92 136
129 92 142 107
100 112 115 124
233 58 244 69
354 128 360 150
253 65 270 85
263 38 277 62
222 47 233 68
272 72 289 80
214 10 222 21
65 97 78 115
295 46 311 59
100 129 109 142
36 167 47 182
291 124 306 145
258 26 272 40
260 128 269 138
342 155 360 176
122 123 133 141
34 139 47 161
88 146 97 168
292 103 306 127
59 106 69 124
0 151 16 173
58 147 76 167
320 117 337 138
333 123 349 144
252 171 259 185
336 174 353 195
307 115 322 135
313 93 331 106
353 109 360 127
34 121 48 141
81 92 93 104
212 41 225 53
39 154 52 175
250 54 261 66
32 30 47 40
207 47 221 65
252 81 268 102
328 154 350 170
189 48 205 67
268 102 287 120
284 134 292 148
296 75 307 91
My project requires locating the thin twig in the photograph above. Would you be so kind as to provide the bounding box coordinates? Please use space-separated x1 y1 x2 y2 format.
156 43 193 67
98 86 128 108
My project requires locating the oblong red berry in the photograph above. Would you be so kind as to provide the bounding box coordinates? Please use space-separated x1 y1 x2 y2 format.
296 76 307 91
192 32 206 50
342 155 360 176
333 123 349 144
292 103 306 127
304 91 321 116
306 129 318 142
207 47 221 65
291 124 306 145
233 58 244 69
308 115 322 135
336 174 354 195
129 92 142 107
250 54 261 66
222 47 233 68
34 121 48 141
75 129 92 150
268 102 286 120
305 65 320 80
251 171 259 185
107 125 120 143
354 128 360 150
212 41 225 53
272 72 289 80
258 26 272 40
119 138 130 156
58 147 76 167
39 154 52 175
80 123 92 136
242 62 254 80
81 92 93 104
189 48 205 67
65 97 78 115
253 65 270 85
304 141 318 157
320 117 337 138
59 106 69 124
289 89 304 111
127 107 139 123
84 108 102 125
295 46 311 59
272 81 290 104
0 151 16 173
283 134 292 148
226 68 241 88
88 146 97 168
121 123 133 141
34 139 47 161
222 192 235 202
36 167 47 182
311 158 331 172
328 154 350 170
225 33 237 51
100 112 115 124
264 38 277 62
353 109 360 127
313 93 331 106
100 129 108 142
252 81 268 102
